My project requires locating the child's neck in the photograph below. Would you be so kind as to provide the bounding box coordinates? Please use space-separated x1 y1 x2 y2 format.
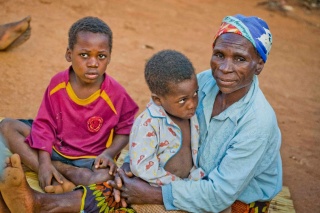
168 114 190 127
69 71 103 99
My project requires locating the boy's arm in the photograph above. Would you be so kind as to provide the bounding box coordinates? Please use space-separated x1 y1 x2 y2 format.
129 116 181 186
94 134 129 174
26 86 58 154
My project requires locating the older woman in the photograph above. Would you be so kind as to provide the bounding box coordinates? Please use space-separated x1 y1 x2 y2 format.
110 14 282 213
0 14 281 213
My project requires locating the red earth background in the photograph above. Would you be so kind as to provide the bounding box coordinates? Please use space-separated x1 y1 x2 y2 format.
0 0 319 212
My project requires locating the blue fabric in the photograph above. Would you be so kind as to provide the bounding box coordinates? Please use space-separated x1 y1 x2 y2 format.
0 135 10 177
163 70 282 212
217 15 272 62
51 149 95 170
162 185 177 210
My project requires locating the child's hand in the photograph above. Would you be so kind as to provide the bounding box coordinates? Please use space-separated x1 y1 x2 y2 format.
38 163 63 190
94 153 118 175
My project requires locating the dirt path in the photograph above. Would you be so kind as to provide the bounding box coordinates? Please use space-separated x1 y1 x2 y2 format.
1 0 319 212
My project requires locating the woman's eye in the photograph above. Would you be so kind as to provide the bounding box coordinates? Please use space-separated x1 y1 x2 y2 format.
214 52 223 58
235 57 245 62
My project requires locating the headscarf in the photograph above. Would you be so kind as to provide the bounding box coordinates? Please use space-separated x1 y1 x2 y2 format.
213 14 272 63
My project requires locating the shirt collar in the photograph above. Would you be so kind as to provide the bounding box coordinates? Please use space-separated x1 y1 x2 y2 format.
146 99 175 126
146 99 198 126
201 75 259 125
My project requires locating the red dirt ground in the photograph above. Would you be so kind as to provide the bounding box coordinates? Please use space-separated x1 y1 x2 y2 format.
1 0 319 212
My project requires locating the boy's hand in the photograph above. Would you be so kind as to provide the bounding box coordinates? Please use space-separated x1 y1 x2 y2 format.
94 153 118 175
38 162 63 190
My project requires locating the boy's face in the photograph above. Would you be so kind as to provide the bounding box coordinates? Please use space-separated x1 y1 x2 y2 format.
153 74 198 120
65 31 111 85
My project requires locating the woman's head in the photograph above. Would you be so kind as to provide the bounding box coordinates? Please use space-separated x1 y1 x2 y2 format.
212 15 272 63
210 15 269 96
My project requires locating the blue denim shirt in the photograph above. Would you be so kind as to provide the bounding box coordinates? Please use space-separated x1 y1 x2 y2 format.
162 70 282 212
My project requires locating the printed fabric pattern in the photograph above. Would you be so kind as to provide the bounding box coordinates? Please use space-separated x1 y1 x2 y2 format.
129 100 205 186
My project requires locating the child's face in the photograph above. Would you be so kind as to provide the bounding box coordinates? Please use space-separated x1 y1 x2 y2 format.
155 74 198 120
65 31 111 85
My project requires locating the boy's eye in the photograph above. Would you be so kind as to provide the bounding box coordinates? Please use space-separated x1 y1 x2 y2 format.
193 91 198 97
80 53 88 58
98 54 106 59
178 99 186 104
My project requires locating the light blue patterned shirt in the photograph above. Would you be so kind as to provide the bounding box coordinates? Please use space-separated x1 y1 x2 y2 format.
162 70 282 212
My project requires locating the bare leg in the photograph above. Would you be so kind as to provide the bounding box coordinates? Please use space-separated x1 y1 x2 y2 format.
0 118 39 172
0 16 31 50
0 154 82 213
0 118 111 192
0 118 75 193
51 160 113 185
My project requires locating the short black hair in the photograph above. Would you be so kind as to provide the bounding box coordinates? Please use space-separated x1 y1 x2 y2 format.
68 16 113 52
145 50 195 96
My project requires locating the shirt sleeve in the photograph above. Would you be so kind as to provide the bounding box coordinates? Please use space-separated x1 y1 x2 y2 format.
162 184 178 210
114 93 139 135
25 87 57 154
129 114 180 186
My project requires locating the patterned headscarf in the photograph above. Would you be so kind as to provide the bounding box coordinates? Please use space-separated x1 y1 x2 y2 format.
213 14 272 63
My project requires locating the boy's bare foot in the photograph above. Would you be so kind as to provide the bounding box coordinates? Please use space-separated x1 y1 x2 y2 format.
44 178 76 194
0 154 38 212
0 16 31 50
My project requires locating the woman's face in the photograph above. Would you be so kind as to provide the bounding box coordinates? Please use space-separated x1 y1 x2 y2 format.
210 33 264 95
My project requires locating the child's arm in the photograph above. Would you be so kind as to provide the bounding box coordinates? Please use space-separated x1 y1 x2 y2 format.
38 150 63 190
129 115 181 186
94 134 129 175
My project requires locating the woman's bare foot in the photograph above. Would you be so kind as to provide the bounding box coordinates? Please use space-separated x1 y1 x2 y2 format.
0 154 38 212
0 193 10 213
0 16 31 50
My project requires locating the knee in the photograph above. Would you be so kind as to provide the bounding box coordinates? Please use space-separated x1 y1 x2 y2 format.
0 118 15 134
0 118 26 135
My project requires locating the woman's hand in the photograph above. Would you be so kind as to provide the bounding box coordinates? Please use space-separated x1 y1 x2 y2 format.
108 167 163 206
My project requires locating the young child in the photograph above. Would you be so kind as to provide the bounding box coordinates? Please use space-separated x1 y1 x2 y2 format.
68 50 205 213
129 49 205 186
12 16 139 192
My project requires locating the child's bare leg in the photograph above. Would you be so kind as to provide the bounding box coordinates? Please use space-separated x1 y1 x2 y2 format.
0 118 39 172
0 16 31 50
52 160 113 185
0 119 75 193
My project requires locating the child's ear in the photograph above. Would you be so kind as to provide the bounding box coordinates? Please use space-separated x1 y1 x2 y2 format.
65 48 72 62
255 58 264 75
151 93 162 106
